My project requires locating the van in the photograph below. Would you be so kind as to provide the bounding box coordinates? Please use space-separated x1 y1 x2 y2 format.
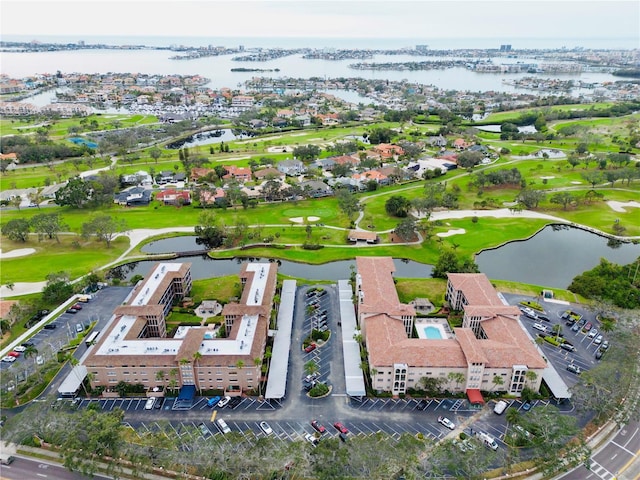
560 343 576 352
493 400 508 415
477 432 499 451
216 418 231 434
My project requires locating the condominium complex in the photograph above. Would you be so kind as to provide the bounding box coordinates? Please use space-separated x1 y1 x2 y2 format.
355 257 546 399
85 261 277 395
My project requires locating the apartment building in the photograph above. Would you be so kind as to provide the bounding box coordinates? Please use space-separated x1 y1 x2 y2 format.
355 257 546 399
85 261 277 395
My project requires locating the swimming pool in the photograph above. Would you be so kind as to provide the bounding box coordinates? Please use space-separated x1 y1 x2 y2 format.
416 323 448 340
204 332 215 340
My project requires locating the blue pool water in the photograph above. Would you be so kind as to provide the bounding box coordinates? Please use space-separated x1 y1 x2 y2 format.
204 332 215 340
423 326 443 339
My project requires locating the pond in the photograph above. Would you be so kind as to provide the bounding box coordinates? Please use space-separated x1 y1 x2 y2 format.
165 129 252 149
120 226 640 288
476 224 640 288
110 250 433 282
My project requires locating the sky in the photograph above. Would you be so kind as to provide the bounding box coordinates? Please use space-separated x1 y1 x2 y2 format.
1 0 639 41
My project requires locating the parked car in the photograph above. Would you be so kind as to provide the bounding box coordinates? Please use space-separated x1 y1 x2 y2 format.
594 334 603 345
144 397 156 410
416 399 428 411
21 341 35 348
583 322 593 332
571 323 581 332
154 397 165 409
76 323 84 333
311 420 326 434
36 355 44 365
304 433 319 446
72 303 83 310
333 422 348 434
560 342 576 352
7 351 20 357
43 323 57 330
217 418 231 434
1 356 16 363
217 396 231 408
259 421 273 435
438 416 455 430
601 340 609 350
66 308 78 314
514 425 532 438
566 364 582 375
588 328 598 338
198 423 211 437
595 349 604 360
537 315 550 322
12 345 26 352
521 401 532 411
304 343 316 353
207 396 221 408
532 323 547 333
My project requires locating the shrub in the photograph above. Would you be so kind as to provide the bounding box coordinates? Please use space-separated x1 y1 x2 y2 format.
309 382 329 397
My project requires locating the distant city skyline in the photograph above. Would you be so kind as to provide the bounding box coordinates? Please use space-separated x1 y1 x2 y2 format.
2 0 639 42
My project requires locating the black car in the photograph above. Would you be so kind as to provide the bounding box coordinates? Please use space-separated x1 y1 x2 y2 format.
538 316 550 322
21 341 35 348
154 397 165 409
416 400 428 411
43 324 57 330
66 308 78 314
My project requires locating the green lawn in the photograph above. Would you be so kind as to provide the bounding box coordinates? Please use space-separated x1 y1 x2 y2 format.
0 235 129 283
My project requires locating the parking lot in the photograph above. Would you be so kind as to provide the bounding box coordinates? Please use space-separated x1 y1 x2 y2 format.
503 293 604 388
1 287 133 380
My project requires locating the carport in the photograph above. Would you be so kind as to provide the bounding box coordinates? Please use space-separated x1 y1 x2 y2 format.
542 364 572 401
264 280 296 402
338 280 366 398
174 385 196 409
466 388 485 405
57 365 87 397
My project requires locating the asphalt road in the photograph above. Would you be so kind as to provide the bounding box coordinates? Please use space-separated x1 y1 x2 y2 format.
0 456 110 480
556 420 640 480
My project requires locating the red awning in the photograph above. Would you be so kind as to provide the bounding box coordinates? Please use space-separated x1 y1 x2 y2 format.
466 389 485 404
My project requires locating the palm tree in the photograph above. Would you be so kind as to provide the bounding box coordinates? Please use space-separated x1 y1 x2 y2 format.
24 344 39 380
155 370 166 391
525 370 538 388
168 368 179 395
447 371 466 391
304 360 319 377
253 357 263 397
192 352 202 392
506 407 521 426
492 374 505 392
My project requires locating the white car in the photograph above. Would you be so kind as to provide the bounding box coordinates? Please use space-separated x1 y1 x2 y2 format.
217 396 231 408
533 323 547 333
588 328 598 338
594 334 603 345
1 356 16 363
438 416 455 430
304 433 318 446
521 307 537 319
12 346 26 352
144 397 156 410
259 421 273 435
216 418 231 434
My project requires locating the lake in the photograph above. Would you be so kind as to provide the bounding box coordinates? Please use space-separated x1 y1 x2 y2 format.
118 225 640 288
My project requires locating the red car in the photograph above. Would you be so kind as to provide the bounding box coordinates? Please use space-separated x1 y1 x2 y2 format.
304 343 316 353
333 422 348 434
8 351 20 357
72 303 83 310
583 322 592 332
311 420 326 434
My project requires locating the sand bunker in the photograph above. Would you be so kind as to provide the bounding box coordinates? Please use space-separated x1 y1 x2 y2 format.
267 146 293 153
570 181 582 185
290 217 304 224
437 228 466 238
607 201 640 213
307 216 320 222
0 248 36 259
540 176 555 180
